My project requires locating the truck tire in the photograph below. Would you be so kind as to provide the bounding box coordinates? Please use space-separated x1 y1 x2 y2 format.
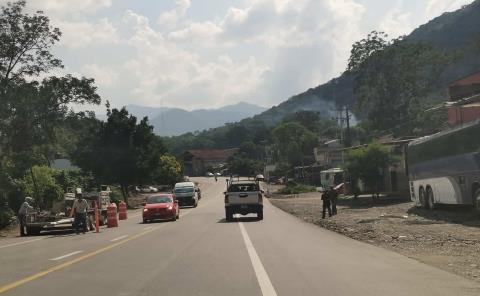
474 189 480 213
419 187 426 209
426 187 436 210
226 209 233 222
193 200 198 208
258 209 263 220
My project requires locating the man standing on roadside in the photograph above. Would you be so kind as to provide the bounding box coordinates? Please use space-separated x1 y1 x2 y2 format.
330 186 339 215
71 193 89 234
18 197 34 236
321 188 332 219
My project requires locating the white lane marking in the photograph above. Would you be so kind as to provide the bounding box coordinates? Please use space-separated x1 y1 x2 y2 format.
238 222 278 296
0 238 45 249
110 235 128 242
50 251 83 261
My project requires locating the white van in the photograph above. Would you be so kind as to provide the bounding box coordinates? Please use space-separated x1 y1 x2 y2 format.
173 182 200 207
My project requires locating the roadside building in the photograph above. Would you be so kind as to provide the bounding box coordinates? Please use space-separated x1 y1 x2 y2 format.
182 149 238 176
313 138 414 195
446 71 480 125
314 139 343 168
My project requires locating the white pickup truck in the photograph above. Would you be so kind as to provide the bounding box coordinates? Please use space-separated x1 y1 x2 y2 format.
224 179 263 221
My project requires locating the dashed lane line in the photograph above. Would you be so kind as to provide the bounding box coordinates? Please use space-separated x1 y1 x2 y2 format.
50 251 83 261
0 238 45 249
0 193 211 294
110 235 129 242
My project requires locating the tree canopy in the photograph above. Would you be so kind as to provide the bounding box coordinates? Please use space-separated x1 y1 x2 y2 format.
348 31 452 136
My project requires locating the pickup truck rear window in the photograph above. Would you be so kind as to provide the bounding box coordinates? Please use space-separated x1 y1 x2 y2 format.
174 187 194 194
228 184 259 192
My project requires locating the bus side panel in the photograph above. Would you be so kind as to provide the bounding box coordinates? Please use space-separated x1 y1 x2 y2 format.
412 177 465 205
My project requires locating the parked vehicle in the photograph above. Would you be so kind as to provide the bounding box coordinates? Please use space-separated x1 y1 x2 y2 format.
206 172 214 177
408 120 480 210
320 168 344 188
140 186 158 193
215 172 221 176
23 186 112 235
255 174 265 181
142 194 179 223
224 178 263 221
173 182 200 207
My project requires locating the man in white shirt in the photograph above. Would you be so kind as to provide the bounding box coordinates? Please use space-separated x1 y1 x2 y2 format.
18 197 34 236
71 193 89 234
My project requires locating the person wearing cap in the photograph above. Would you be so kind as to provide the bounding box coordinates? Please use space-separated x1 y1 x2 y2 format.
18 197 34 236
71 193 89 234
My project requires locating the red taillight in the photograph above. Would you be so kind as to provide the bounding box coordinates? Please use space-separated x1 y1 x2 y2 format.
224 195 229 203
258 193 263 203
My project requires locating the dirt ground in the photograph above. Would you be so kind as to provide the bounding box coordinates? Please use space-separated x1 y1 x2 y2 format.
269 191 480 283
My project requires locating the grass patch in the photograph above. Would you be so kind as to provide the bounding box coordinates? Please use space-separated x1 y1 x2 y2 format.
278 181 316 194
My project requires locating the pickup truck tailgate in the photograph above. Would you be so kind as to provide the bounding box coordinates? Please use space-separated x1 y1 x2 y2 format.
227 191 260 204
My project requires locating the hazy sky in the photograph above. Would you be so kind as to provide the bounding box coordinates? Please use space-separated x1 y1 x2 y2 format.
3 0 474 112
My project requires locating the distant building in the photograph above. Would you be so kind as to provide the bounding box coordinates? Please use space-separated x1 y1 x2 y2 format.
182 149 238 176
50 159 78 170
446 71 480 125
314 139 343 168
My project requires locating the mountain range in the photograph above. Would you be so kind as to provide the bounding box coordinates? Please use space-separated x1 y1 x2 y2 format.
124 102 267 136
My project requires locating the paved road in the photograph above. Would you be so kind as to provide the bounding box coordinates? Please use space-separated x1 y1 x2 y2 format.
1 177 480 296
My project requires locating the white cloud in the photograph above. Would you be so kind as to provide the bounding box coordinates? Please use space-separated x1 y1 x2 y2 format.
56 18 120 48
168 21 222 43
379 5 412 38
81 64 118 87
425 0 472 20
4 0 472 112
157 0 191 30
15 0 112 15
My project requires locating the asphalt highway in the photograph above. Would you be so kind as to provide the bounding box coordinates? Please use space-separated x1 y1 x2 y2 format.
1 177 479 296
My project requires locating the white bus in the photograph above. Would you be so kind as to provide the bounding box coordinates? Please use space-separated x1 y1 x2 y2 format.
320 168 344 188
407 120 480 210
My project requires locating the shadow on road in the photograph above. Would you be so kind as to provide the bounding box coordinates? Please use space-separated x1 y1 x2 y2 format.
217 217 260 223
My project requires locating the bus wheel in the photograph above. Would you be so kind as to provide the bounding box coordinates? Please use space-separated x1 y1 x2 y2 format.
426 187 436 210
474 189 480 212
419 187 426 208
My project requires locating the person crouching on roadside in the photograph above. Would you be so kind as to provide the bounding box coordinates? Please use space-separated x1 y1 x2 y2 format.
71 193 89 234
18 197 34 236
321 188 332 219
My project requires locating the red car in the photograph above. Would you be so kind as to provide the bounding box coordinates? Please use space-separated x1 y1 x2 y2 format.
142 194 179 223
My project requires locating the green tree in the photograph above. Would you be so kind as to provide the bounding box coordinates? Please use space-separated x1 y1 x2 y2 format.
0 0 62 88
227 154 262 176
152 155 183 186
348 31 451 136
72 107 167 204
23 165 63 209
273 122 317 167
343 143 393 198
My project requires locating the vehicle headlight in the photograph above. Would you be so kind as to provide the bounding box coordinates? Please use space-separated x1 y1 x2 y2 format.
143 208 149 212
167 205 173 210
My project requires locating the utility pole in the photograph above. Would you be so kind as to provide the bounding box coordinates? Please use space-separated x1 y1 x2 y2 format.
345 106 351 147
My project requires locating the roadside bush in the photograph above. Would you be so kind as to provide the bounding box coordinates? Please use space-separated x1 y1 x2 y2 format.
0 208 15 228
279 181 317 194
